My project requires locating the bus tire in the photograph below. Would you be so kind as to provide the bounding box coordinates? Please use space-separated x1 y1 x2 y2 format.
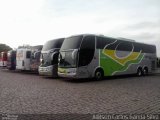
94 69 104 80
137 68 143 76
143 67 148 76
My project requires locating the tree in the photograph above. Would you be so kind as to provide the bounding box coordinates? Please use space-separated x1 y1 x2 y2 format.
0 44 12 52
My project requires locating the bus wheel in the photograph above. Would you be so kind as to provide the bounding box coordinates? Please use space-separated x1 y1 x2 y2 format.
137 68 143 76
143 67 148 76
94 69 104 80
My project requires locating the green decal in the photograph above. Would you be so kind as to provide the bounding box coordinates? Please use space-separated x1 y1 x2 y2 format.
99 40 145 76
100 49 144 76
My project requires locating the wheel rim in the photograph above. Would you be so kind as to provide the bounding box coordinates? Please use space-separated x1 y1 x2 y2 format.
96 71 102 79
144 69 146 75
138 70 142 76
143 69 148 75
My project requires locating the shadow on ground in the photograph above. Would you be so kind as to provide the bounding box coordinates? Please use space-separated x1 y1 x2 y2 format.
1 67 159 83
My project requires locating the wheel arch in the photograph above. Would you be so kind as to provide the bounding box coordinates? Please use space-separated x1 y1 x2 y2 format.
92 66 104 78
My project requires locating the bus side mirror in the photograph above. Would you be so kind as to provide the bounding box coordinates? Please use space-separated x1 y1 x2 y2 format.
72 49 78 59
51 52 58 61
34 51 41 59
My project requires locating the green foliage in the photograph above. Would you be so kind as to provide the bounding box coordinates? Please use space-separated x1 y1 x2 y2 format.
0 44 12 52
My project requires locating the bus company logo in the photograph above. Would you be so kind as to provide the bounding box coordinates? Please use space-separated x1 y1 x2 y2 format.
100 40 144 76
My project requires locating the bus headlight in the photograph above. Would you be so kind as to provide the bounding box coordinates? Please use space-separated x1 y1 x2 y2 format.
40 59 44 64
47 66 53 72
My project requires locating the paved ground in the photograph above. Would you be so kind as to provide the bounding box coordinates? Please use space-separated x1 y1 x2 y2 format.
0 68 160 119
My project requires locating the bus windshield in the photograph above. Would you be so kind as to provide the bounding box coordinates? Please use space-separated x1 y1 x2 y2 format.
59 49 78 68
42 38 64 51
60 35 83 50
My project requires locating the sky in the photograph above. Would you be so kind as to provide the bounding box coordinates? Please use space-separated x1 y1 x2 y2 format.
0 0 160 56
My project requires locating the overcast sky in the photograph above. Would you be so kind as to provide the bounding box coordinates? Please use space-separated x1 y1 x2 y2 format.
0 0 160 56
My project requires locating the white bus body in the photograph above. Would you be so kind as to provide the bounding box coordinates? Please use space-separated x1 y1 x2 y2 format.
16 48 31 70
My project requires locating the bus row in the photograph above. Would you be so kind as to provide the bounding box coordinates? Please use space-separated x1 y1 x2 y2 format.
0 34 158 80
0 45 42 71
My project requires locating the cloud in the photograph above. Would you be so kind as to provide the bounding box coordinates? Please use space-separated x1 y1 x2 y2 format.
125 21 160 30
109 20 160 42
0 0 160 57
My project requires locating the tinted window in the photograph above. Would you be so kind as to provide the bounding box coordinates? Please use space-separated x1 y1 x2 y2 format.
60 36 83 50
26 51 31 58
96 36 114 49
42 38 64 51
115 42 133 51
78 36 95 66
96 36 156 54
80 36 95 49
133 43 156 53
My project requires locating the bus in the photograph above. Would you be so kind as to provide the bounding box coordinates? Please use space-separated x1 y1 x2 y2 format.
7 50 16 70
16 48 31 70
157 57 160 68
30 45 43 72
58 34 157 80
38 38 64 77
0 53 2 66
0 52 8 67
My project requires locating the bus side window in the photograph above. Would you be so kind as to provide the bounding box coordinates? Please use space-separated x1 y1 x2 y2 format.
96 36 114 49
78 36 95 67
26 51 31 59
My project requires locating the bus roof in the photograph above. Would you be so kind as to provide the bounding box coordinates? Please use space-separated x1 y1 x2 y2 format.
67 34 156 47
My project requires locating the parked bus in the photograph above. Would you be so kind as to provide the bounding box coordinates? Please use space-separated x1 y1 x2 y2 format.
7 50 16 70
30 45 43 72
0 52 8 67
38 38 64 77
58 34 157 80
157 57 160 68
0 53 2 66
16 48 31 70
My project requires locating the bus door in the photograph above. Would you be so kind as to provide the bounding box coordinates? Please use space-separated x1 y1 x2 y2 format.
78 36 97 77
25 51 31 70
0 53 2 66
16 50 24 69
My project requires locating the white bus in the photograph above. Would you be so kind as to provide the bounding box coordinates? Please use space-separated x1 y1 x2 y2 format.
0 52 7 67
30 45 43 72
16 48 31 70
58 34 157 80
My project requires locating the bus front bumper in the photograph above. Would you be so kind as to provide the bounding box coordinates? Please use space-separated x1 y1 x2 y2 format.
16 66 25 70
39 65 59 77
38 66 53 76
58 68 78 78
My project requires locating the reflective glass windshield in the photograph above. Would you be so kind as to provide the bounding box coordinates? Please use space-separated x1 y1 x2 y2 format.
40 53 52 66
59 49 78 68
42 38 64 51
60 35 83 50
